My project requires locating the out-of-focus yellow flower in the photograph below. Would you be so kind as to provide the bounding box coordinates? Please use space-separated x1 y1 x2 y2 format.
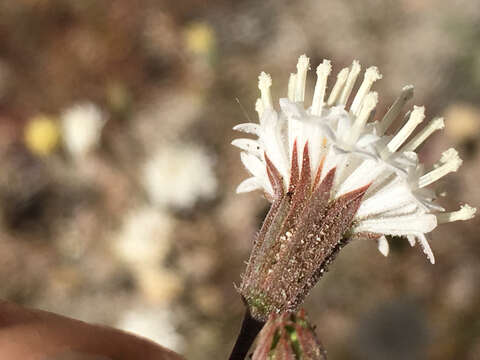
24 115 60 156
106 82 130 115
184 22 215 56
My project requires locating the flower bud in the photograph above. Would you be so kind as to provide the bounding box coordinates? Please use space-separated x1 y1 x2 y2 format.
253 309 327 360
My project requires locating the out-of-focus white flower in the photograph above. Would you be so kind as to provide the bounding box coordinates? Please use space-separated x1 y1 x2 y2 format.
142 143 217 210
113 206 173 267
61 102 106 158
113 207 183 305
234 55 476 264
116 306 184 352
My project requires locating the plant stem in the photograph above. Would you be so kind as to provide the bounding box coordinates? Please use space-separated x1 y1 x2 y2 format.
228 309 265 360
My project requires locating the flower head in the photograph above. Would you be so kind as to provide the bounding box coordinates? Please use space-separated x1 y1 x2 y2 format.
252 309 327 360
24 115 60 157
61 102 106 159
233 55 476 321
142 142 217 210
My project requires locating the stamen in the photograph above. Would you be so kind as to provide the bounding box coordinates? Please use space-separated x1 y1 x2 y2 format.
419 148 462 188
338 60 361 106
402 117 445 152
386 105 425 153
378 85 414 135
288 73 297 102
436 204 477 223
258 72 273 109
327 67 349 106
439 147 459 164
311 60 332 116
294 55 310 102
347 91 378 144
255 98 264 118
351 66 382 115
432 148 458 169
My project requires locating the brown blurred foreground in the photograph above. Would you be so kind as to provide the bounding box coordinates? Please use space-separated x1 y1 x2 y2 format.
0 300 184 360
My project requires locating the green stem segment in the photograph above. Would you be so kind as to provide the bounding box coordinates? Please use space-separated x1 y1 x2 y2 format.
228 309 265 360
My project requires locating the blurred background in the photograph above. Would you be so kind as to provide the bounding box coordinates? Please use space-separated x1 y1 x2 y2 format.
0 0 479 359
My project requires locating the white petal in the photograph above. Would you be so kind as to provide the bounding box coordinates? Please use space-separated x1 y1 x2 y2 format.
231 138 263 156
354 213 437 235
261 109 289 180
240 152 265 179
377 236 390 257
378 202 419 218
279 98 306 120
236 177 262 193
407 235 416 247
356 179 416 218
357 133 380 148
336 158 383 197
414 233 435 264
233 123 261 135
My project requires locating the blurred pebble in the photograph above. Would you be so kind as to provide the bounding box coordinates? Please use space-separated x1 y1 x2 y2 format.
444 103 480 143
48 265 82 298
0 59 13 100
113 206 174 267
184 324 221 360
0 145 51 230
178 247 217 282
135 267 184 305
192 285 223 315
142 11 180 60
353 300 428 360
133 90 206 148
116 305 184 352
442 264 477 311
